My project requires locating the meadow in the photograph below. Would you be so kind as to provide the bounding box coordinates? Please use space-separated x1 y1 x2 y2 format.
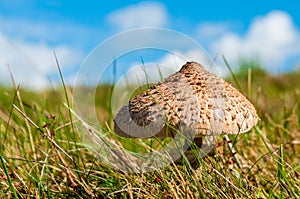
0 63 299 198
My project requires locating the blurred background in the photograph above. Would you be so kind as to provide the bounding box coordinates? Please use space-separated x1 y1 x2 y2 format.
0 0 300 89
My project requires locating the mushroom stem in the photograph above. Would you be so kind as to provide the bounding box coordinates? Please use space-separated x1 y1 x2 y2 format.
224 135 241 168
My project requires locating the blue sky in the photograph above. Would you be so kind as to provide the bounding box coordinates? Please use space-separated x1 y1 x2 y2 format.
0 0 300 89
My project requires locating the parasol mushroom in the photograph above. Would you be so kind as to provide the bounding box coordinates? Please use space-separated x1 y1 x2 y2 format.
114 61 259 167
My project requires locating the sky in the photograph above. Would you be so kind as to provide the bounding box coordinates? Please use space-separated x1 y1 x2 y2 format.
0 0 300 89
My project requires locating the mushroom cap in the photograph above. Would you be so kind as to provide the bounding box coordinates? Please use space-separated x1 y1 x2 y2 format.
114 62 259 138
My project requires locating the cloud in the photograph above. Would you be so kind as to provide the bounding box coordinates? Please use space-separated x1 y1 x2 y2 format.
107 2 168 30
0 14 92 89
0 31 83 89
211 11 300 72
158 49 226 75
115 48 226 88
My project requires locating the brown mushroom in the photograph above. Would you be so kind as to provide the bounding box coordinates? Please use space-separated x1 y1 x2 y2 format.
114 61 259 167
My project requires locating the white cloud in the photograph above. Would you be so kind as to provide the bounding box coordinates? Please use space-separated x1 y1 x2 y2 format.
107 2 168 30
0 31 83 89
115 48 226 87
211 11 300 72
0 15 89 89
159 49 222 73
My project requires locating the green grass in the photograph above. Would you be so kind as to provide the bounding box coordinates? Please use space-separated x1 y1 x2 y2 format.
0 63 299 198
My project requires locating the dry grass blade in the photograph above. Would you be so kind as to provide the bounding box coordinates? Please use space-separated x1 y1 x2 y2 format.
12 104 74 162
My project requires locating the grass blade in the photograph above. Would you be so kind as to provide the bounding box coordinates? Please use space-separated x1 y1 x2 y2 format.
0 156 18 198
222 55 242 91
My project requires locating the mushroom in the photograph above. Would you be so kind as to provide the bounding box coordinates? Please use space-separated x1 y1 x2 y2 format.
114 61 259 167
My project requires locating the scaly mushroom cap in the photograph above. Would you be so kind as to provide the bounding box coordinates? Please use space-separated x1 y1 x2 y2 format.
114 62 259 138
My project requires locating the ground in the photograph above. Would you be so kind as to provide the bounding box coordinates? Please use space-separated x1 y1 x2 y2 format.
0 64 299 198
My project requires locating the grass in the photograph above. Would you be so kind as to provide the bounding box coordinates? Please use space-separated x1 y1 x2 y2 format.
0 63 299 198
